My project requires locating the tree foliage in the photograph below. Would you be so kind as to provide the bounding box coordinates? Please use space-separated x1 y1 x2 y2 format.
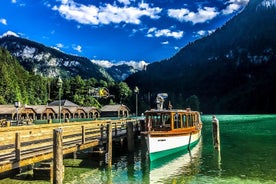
0 48 135 111
0 48 49 104
125 1 276 114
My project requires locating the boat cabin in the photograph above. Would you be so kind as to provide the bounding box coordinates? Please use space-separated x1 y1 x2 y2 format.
145 109 201 132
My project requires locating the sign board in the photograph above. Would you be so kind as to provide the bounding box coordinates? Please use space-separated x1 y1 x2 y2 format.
89 87 109 98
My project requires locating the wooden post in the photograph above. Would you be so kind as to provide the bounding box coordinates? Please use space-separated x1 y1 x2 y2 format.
107 123 112 168
107 168 112 184
115 123 117 136
140 119 145 132
127 122 134 152
134 121 139 138
81 125 85 144
15 132 21 161
53 128 63 184
100 125 104 145
73 151 77 159
212 115 220 150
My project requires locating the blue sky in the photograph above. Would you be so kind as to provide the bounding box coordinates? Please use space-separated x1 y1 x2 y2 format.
0 0 249 67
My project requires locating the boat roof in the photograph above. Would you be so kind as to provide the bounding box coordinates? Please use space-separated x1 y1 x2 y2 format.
145 108 199 114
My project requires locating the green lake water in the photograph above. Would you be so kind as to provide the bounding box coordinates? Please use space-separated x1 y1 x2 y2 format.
1 115 276 184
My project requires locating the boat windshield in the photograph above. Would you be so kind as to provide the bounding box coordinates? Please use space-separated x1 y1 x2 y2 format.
147 113 171 131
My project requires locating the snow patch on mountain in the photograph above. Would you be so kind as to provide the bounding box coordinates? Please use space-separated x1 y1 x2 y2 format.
261 0 276 7
0 31 19 38
22 46 36 59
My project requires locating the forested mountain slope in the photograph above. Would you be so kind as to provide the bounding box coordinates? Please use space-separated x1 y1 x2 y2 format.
125 0 276 113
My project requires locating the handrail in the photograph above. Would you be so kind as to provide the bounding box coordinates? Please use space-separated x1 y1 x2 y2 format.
0 118 139 174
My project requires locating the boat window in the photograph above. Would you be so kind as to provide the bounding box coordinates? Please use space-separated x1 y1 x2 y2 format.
174 113 181 129
150 115 161 129
182 114 187 128
162 114 171 128
194 114 199 124
148 113 171 131
188 114 194 127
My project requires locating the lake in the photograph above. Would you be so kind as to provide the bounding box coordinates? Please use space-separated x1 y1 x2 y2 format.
1 115 276 184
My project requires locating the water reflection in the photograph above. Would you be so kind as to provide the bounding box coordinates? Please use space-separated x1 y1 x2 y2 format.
149 139 202 184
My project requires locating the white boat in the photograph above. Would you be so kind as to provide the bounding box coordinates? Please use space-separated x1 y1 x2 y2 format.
143 93 202 161
149 139 202 184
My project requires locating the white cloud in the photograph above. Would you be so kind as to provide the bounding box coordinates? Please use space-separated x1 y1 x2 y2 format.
167 8 189 21
0 18 7 25
73 45 82 52
11 0 16 3
168 7 219 24
1 31 19 38
222 0 249 15
118 0 131 6
148 27 157 33
52 0 162 25
117 60 148 70
91 59 148 70
196 29 215 37
161 41 169 45
197 30 206 36
91 59 114 68
147 27 183 39
56 43 64 48
222 3 241 14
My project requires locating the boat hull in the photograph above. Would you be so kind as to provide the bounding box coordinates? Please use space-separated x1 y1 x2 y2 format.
149 138 202 183
146 130 201 161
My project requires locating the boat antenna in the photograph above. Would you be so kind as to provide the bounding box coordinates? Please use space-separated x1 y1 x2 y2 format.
156 93 168 110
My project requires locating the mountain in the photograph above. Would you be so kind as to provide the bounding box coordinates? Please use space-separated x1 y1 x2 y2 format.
0 35 113 81
125 0 276 114
0 48 49 105
91 59 148 81
106 64 139 81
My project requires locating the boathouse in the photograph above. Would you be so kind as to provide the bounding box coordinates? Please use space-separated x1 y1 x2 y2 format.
0 100 100 121
100 104 130 118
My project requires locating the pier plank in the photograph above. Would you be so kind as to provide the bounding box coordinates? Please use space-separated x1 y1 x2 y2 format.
0 119 138 174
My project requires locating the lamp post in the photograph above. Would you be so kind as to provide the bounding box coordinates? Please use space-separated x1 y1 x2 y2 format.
14 101 20 125
134 86 139 120
57 76 63 123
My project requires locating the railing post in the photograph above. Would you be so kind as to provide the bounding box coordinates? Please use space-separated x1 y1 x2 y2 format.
106 123 112 168
82 125 85 144
15 132 22 175
127 122 134 152
115 123 118 136
53 128 64 184
100 125 104 144
15 132 21 162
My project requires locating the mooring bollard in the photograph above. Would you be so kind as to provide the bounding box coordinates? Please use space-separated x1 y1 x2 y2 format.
53 128 64 184
212 115 220 149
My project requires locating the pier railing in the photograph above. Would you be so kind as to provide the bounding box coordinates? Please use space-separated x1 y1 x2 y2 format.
0 119 138 174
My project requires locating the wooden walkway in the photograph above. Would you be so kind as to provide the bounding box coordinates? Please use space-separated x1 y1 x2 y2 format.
0 119 138 174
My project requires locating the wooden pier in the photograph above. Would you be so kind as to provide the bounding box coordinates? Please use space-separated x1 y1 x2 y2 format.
0 119 139 176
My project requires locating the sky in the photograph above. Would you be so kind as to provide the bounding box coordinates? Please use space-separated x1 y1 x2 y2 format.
0 0 249 67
